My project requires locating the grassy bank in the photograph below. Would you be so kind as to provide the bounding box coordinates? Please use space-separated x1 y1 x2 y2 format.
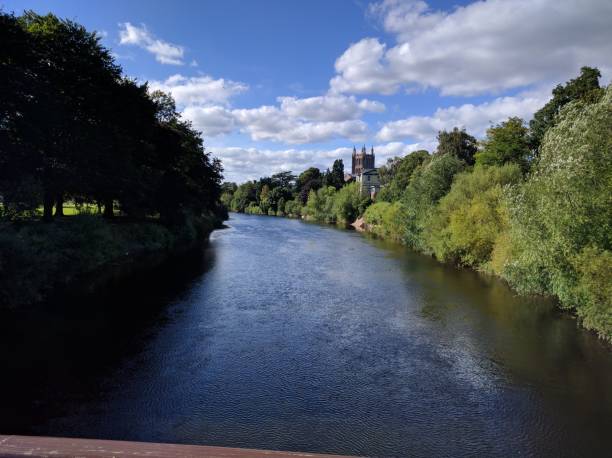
0 213 222 308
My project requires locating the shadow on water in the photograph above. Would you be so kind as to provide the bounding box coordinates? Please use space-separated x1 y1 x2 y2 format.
0 241 217 434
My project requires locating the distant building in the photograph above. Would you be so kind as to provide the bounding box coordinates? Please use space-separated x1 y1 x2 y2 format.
352 145 375 176
356 168 380 198
348 145 379 197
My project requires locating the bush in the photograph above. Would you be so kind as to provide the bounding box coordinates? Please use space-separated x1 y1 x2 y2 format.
302 182 370 224
244 203 264 215
332 182 370 224
0 214 213 308
502 85 612 340
363 201 403 242
401 154 466 251
303 186 337 223
283 199 301 217
425 164 522 268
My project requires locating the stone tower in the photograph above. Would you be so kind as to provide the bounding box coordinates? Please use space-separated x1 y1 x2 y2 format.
351 145 375 176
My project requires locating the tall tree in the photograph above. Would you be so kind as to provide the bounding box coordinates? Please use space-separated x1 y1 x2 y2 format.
297 167 322 204
529 66 602 153
378 150 429 202
327 159 345 190
18 12 121 220
436 128 478 165
475 117 530 171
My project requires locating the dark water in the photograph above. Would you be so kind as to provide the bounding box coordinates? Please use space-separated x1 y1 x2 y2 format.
1 213 611 457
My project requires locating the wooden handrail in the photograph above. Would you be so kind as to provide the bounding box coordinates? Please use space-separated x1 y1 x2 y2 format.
0 435 353 458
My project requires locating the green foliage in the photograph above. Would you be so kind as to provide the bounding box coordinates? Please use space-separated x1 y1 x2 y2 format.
283 199 302 217
425 164 522 268
303 186 337 223
332 182 370 223
502 85 612 340
297 167 322 204
475 117 531 171
529 66 602 153
276 197 286 216
377 150 430 202
363 201 404 242
0 214 215 307
301 182 370 224
0 11 224 223
401 154 466 250
244 203 264 215
437 127 478 165
325 159 345 190
230 182 257 212
570 247 612 339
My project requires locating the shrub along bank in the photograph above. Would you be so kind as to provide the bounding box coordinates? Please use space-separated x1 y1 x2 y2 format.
0 213 223 308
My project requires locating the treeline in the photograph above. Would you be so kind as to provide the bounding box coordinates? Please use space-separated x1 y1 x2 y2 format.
0 11 224 224
221 159 370 224
225 68 611 341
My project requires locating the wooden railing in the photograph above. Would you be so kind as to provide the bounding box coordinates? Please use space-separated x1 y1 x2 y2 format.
0 435 352 458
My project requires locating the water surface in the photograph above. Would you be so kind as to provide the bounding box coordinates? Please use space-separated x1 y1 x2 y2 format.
1 213 611 457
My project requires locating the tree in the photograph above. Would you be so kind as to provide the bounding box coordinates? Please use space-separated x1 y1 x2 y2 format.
0 11 224 224
425 164 522 267
0 13 41 217
327 159 345 190
401 154 466 250
436 128 478 165
475 117 530 171
271 171 296 189
17 12 122 220
231 182 257 212
297 167 322 204
268 186 293 213
258 184 271 213
378 150 429 201
503 85 612 340
529 66 602 153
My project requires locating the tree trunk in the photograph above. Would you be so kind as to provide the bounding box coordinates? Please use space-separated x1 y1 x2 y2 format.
103 198 114 218
43 192 54 222
55 193 64 217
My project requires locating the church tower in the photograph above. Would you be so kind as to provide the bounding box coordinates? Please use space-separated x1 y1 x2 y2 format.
351 145 375 176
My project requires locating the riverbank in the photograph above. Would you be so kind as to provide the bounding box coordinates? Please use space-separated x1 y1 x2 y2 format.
0 213 224 309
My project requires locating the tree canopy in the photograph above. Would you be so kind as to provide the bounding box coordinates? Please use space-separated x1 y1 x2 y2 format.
0 11 224 224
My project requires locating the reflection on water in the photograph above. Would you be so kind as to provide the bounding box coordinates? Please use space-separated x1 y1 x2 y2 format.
0 213 610 457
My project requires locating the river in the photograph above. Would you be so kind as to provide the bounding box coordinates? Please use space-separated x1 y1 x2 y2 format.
1 213 611 457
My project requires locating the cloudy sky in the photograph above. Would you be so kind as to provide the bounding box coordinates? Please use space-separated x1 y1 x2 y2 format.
5 0 612 182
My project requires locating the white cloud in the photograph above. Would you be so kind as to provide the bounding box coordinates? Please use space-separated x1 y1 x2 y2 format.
119 22 185 65
373 141 434 161
176 92 383 143
232 105 369 144
376 87 550 142
278 94 384 122
229 94 383 143
332 0 612 96
149 74 248 107
183 106 237 136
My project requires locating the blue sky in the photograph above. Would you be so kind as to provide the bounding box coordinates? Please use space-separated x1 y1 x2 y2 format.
3 0 611 182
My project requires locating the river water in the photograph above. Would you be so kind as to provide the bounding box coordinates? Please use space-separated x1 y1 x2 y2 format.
1 213 611 457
